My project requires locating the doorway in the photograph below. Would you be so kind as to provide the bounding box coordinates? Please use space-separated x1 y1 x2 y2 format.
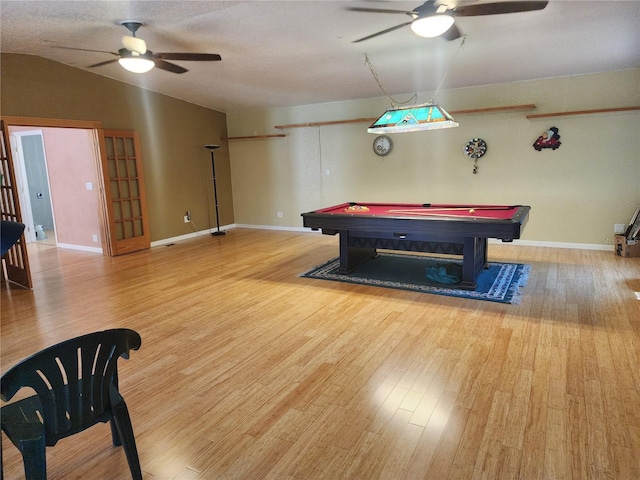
7 125 104 253
2 117 153 289
11 131 57 245
3 116 151 264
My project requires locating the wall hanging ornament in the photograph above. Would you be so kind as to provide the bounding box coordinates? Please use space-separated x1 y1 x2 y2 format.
464 138 487 174
533 126 561 151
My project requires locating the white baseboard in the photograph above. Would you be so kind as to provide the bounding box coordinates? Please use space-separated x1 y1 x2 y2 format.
56 243 103 254
151 224 615 252
235 224 309 233
487 238 613 251
150 224 236 247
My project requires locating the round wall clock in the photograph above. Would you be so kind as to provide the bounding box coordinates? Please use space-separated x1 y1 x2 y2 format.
373 135 393 156
464 138 487 174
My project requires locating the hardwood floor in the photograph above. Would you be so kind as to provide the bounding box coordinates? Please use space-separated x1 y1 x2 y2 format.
1 228 639 479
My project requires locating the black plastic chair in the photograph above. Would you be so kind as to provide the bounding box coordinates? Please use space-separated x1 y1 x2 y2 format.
1 329 142 480
1 220 25 256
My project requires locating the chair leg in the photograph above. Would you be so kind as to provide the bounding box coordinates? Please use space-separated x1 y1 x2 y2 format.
109 417 122 447
19 436 47 480
110 401 142 480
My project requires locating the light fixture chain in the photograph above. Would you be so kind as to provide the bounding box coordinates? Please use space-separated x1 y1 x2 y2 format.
364 54 417 108
430 35 466 103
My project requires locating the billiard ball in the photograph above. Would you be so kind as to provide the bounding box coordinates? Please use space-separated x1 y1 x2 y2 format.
469 208 475 214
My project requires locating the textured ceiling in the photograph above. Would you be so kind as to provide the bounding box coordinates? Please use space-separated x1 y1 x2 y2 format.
1 0 638 113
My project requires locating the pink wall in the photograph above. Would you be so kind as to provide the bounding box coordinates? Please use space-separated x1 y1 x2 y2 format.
9 126 102 249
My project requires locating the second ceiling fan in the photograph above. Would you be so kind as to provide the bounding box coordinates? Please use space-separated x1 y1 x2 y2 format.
349 1 549 43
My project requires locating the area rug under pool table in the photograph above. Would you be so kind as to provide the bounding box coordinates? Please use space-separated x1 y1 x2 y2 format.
300 253 530 304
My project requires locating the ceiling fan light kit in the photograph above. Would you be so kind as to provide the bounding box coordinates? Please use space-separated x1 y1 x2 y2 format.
117 21 154 72
118 51 155 73
410 14 454 38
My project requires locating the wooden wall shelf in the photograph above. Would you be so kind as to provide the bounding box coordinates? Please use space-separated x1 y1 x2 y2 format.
273 104 536 130
451 104 536 115
224 134 286 141
274 118 376 129
526 106 640 119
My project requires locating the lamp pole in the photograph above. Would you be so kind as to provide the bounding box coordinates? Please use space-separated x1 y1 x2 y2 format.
204 145 225 236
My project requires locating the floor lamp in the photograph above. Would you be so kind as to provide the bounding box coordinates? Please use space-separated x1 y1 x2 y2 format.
204 145 225 236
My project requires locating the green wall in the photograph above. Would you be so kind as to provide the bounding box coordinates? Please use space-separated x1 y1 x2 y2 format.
1 53 232 242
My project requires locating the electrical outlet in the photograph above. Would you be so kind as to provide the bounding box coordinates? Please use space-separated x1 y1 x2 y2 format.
614 224 626 234
277 211 283 218
184 215 190 223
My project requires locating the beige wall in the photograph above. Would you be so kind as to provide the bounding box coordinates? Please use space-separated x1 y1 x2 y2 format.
227 69 640 247
3 54 638 247
1 53 232 242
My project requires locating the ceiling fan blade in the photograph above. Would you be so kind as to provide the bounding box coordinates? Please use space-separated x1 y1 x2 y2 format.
50 45 119 56
122 35 147 54
353 21 414 43
441 22 462 41
346 6 413 15
452 1 548 17
154 59 188 74
154 53 222 61
87 58 119 68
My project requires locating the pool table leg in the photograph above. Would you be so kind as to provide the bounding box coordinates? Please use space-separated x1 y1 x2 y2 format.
460 237 488 289
338 231 376 274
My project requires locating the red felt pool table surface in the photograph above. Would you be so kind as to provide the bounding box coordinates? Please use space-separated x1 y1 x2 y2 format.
313 203 520 220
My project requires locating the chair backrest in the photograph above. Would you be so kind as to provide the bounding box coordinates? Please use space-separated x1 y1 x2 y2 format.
1 220 25 256
1 328 141 446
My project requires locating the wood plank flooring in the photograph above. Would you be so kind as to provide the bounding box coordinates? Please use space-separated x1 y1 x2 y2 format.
1 228 639 479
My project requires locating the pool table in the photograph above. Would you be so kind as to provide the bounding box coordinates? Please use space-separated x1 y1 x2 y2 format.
301 202 530 289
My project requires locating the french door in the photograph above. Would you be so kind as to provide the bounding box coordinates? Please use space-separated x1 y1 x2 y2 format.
0 120 32 288
98 130 150 256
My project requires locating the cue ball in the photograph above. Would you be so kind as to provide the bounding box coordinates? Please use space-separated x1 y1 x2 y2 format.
469 208 475 214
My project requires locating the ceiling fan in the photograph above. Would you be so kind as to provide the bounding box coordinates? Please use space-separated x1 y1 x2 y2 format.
56 21 221 74
349 1 549 42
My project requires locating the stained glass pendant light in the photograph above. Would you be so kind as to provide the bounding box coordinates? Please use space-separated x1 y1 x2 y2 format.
366 36 466 134
368 103 458 133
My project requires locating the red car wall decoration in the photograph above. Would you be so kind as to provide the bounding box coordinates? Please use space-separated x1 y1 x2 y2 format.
533 126 561 151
